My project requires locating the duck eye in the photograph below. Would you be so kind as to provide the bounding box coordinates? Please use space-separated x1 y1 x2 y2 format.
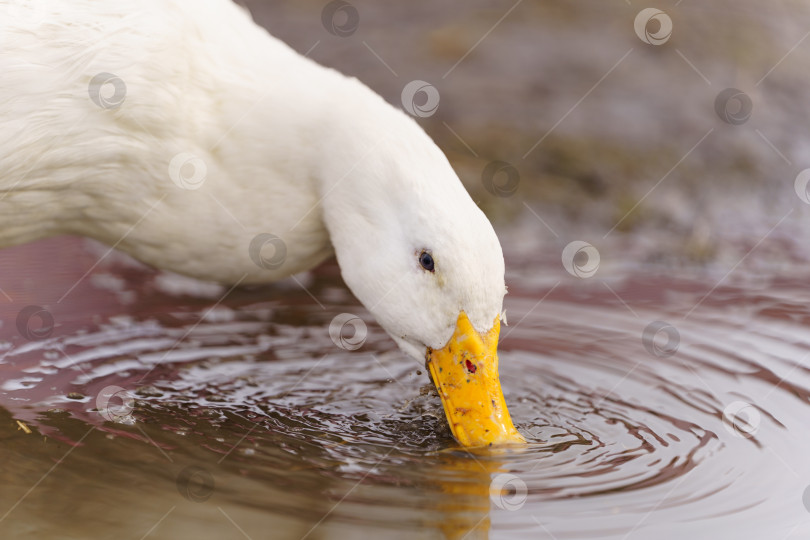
418 251 435 272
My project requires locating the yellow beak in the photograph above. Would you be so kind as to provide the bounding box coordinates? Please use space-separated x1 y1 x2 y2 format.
426 311 525 447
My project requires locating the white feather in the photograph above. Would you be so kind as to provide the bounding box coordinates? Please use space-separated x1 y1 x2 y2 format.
0 0 506 360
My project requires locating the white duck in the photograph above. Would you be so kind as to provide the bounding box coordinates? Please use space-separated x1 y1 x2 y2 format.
0 0 523 447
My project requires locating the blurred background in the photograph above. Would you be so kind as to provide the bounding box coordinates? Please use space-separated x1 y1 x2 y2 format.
251 0 810 271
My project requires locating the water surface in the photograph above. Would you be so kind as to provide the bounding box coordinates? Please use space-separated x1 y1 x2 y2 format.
1 236 808 539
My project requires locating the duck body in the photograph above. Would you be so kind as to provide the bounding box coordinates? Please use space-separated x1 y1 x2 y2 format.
1 0 525 447
2 0 354 283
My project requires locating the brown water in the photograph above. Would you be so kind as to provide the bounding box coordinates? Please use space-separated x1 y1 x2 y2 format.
1 236 809 539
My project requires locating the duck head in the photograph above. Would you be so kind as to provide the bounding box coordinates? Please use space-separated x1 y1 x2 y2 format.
318 87 524 447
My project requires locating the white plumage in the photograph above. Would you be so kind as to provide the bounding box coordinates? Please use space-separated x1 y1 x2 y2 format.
0 0 506 361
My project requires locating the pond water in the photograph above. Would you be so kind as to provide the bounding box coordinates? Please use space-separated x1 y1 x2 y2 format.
1 236 808 539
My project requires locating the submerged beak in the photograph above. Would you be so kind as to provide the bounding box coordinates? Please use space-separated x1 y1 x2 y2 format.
426 312 525 447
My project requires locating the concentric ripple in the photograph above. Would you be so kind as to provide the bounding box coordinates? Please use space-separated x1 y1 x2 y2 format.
2 266 810 539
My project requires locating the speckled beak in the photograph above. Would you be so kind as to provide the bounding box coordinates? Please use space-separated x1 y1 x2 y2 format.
426 312 525 447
